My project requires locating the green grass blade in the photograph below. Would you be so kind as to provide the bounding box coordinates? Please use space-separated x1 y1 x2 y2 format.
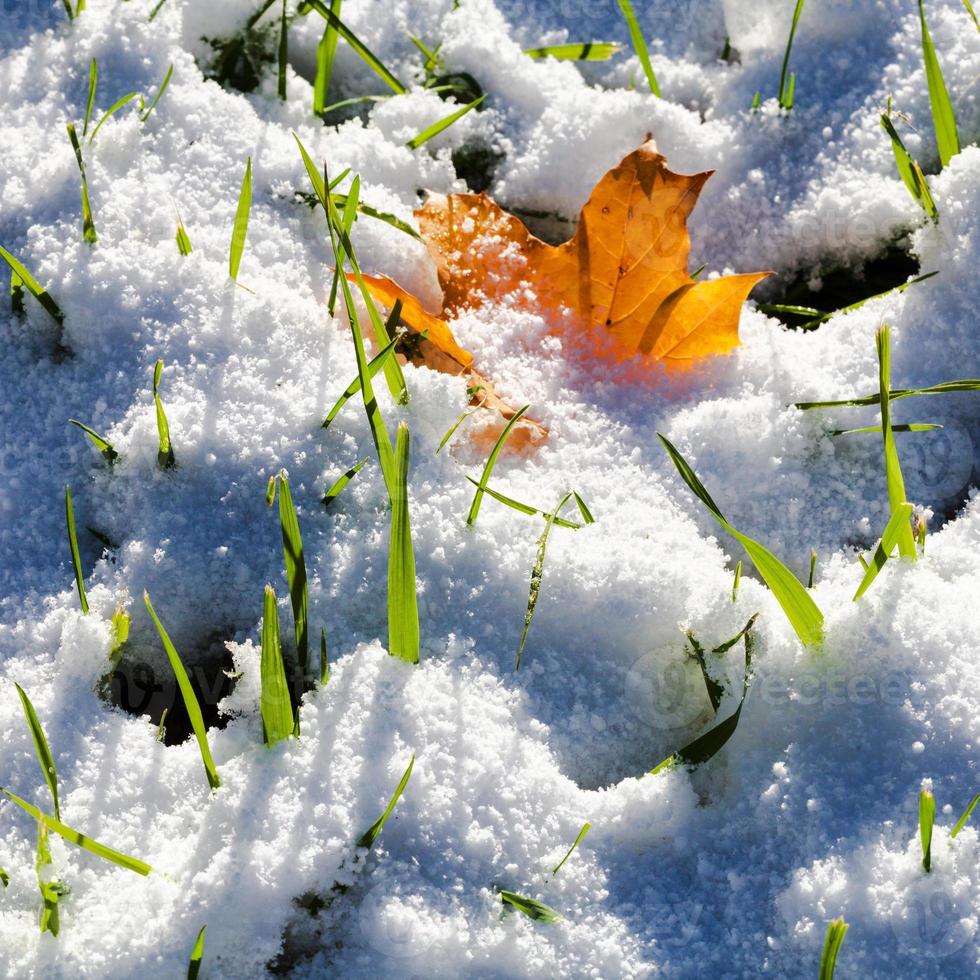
148 0 169 21
500 890 560 923
357 754 414 848
61 0 74 20
14 684 60 821
757 302 825 318
320 626 330 685
69 418 118 465
807 549 817 588
65 484 89 614
1 788 151 875
406 94 485 150
920 788 935 871
313 0 343 114
245 0 277 30
524 42 621 61
658 434 823 647
732 559 742 602
229 157 252 282
462 477 583 529
336 198 422 242
963 0 980 30
66 123 97 244
140 63 173 123
617 0 659 96
552 822 590 875
320 94 390 114
918 0 960 167
271 474 309 677
10 268 24 315
305 0 407 94
388 423 420 664
83 58 97 138
277 0 288 100
176 215 193 256
261 585 296 746
144 593 221 789
796 271 939 331
88 91 138 143
322 457 368 506
516 491 573 671
0 867 8 887
880 114 938 219
153 359 176 469
327 174 360 312
951 793 979 837
852 501 914 600
0 245 63 327
796 378 980 409
778 0 805 108
819 917 848 980
831 422 941 436
187 924 207 980
467 406 531 526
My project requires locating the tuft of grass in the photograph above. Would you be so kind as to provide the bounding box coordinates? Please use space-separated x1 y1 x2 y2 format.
920 787 935 872
83 59 98 138
69 418 118 466
229 157 252 283
267 472 309 680
778 0 805 109
524 42 621 61
313 0 343 115
616 0 659 96
261 585 296 746
139 63 173 123
658 434 823 647
188 924 207 980
951 792 979 838
881 112 938 220
144 593 221 789
732 560 742 602
322 458 369 507
552 822 590 875
152 359 176 469
500 890 560 923
406 94 485 150
88 90 139 143
277 0 288 100
65 484 89 614
14 684 60 821
467 406 531 526
819 917 848 980
66 123 97 244
357 754 414 849
388 423 420 664
918 0 960 168
1 788 151 875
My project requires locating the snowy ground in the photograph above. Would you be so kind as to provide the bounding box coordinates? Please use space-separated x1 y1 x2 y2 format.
0 1 979 977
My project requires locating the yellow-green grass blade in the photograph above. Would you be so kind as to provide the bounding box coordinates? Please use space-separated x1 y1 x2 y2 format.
10 268 24 315
796 378 980 409
332 196 422 242
831 422 941 436
616 0 659 96
464 477 585 529
313 0 343 114
66 123 97 244
524 42 621 61
388 423 420 664
83 58 97 138
2 788 151 875
277 0 288 100
322 333 399 427
918 0 960 167
140 62 173 122
229 157 252 282
144 593 221 789
88 91 138 143
951 793 979 837
153 359 176 469
778 0 805 109
732 559 742 602
0 245 63 327
69 418 118 465
467 406 531 525
175 213 193 256
65 484 89 614
500 890 560 923
14 684 59 821
920 788 935 871
819 917 848 980
187 924 207 980
794 271 939 331
36 823 64 936
0 868 7 888
356 754 414 848
261 585 296 746
852 502 914 600
322 457 368 507
963 0 980 31
270 474 309 677
551 822 590 875
880 114 938 219
406 94 485 150
320 626 329 685
327 173 360 313
110 607 130 663
658 434 823 647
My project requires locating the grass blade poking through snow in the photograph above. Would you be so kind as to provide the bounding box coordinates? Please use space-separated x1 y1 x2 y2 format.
524 42 621 61
139 63 173 122
963 0 980 31
321 334 399 427
357 754 414 849
951 793 979 838
406 95 485 150
852 502 914 600
617 0 659 96
778 0 805 109
153 359 176 469
83 59 97 137
796 378 980 410
320 627 329 686
467 406 530 526
0 246 63 327
65 484 89 614
15 685 60 820
0 789 151 875
388 424 420 664
819 917 848 980
261 586 296 746
277 0 288 100
69 418 118 466
322 457 368 507
188 925 207 980
552 822 590 875
267 473 309 679
175 208 193 256
144 593 221 789
229 157 252 284
313 0 343 115
66 123 97 244
881 112 938 220
920 788 935 871
918 0 960 167
500 890 561 923
0 868 7 888
88 90 139 143
658 434 824 647
732 560 742 602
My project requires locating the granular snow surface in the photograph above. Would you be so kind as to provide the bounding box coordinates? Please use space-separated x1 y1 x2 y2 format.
0 1 978 977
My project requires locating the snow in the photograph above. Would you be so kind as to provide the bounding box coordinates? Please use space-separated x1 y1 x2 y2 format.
0 0 978 977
